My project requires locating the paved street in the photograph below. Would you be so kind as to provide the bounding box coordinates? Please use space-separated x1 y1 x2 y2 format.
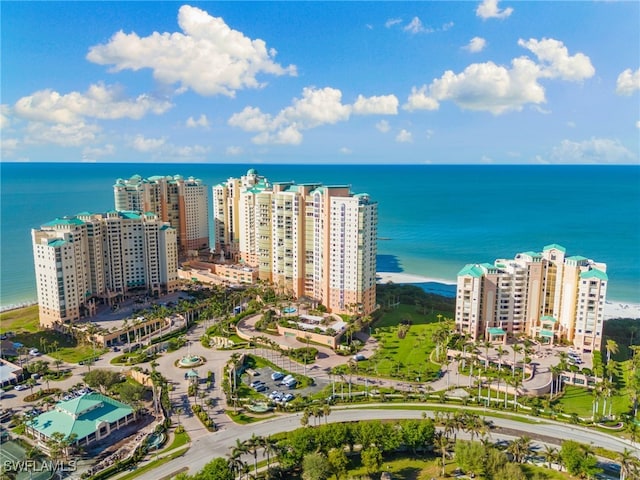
133 407 638 480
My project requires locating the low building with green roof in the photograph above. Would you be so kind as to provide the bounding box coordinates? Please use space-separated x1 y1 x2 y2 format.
26 392 136 453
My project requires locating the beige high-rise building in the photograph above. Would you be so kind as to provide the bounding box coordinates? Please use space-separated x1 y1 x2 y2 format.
114 174 209 255
32 211 178 328
213 170 377 315
455 244 607 353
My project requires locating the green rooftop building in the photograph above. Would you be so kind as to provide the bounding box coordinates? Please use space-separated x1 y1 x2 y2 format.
455 244 608 354
27 393 136 453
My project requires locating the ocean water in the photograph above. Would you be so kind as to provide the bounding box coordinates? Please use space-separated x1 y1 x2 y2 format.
1 163 638 308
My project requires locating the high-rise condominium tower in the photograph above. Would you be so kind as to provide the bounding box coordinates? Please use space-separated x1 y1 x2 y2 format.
114 174 209 255
32 211 178 328
213 169 377 315
455 244 607 353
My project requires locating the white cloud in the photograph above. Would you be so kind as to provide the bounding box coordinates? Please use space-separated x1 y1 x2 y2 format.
352 94 398 115
1 105 11 129
24 121 101 147
13 83 172 125
549 138 636 164
186 114 209 128
339 147 352 155
425 129 434 139
280 87 351 128
636 120 640 129
131 134 166 152
403 86 440 112
129 133 209 159
229 87 396 145
1 137 19 154
616 68 640 95
376 120 391 133
464 37 486 53
518 38 594 81
396 129 413 143
87 5 296 97
82 144 115 161
481 155 494 164
404 38 594 114
226 146 243 156
385 18 402 28
567 121 576 128
476 0 513 20
404 17 428 34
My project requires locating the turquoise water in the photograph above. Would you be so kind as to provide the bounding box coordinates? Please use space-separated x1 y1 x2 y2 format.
1 163 638 308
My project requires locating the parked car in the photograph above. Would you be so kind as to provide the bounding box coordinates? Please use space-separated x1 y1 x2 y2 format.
283 393 295 402
29 349 41 356
255 384 268 393
352 354 366 361
250 380 264 388
271 371 285 381
14 384 28 391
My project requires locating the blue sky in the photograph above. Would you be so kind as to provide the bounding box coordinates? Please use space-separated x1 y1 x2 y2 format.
1 1 639 164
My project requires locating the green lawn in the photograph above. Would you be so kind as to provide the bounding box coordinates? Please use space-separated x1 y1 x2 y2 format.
554 385 629 418
0 305 40 333
373 304 450 328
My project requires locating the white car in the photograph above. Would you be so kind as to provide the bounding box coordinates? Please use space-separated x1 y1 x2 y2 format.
14 384 28 391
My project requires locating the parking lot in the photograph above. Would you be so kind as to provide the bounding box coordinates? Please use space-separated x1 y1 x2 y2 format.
243 366 329 403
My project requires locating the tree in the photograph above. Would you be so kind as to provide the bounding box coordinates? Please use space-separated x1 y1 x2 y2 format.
493 463 527 480
454 440 484 477
302 452 331 480
327 448 349 480
617 448 640 480
84 369 122 394
542 445 558 470
360 445 383 476
606 339 619 364
194 457 233 480
433 431 450 477
506 435 531 463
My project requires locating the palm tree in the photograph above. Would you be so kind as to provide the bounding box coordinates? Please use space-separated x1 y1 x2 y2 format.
433 431 449 477
511 344 522 377
606 339 619 364
483 341 492 370
617 448 640 480
229 439 249 479
261 436 279 471
542 445 558 470
496 345 506 372
507 435 531 463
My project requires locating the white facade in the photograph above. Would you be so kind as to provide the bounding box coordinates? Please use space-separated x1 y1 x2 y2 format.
32 211 178 328
455 244 608 353
114 174 209 254
213 170 378 315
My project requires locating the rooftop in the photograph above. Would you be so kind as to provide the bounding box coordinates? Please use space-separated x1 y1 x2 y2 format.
28 392 134 441
580 269 608 281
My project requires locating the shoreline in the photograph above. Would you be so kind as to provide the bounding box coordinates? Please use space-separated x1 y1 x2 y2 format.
1 273 638 321
376 270 640 320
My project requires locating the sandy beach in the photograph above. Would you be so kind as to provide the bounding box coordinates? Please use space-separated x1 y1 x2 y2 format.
376 271 640 320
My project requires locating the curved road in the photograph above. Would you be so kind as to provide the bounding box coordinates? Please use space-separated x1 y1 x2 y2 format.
133 407 637 480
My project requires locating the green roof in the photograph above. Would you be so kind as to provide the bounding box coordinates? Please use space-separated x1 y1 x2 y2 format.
47 239 67 247
540 329 555 337
580 269 608 281
543 243 566 253
458 264 485 278
119 211 141 219
521 251 542 258
42 217 85 227
28 393 134 442
567 255 588 261
540 315 557 323
487 327 506 335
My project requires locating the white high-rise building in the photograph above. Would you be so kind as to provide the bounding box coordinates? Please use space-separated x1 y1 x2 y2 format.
32 211 178 328
455 244 608 353
213 170 377 315
114 174 209 255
